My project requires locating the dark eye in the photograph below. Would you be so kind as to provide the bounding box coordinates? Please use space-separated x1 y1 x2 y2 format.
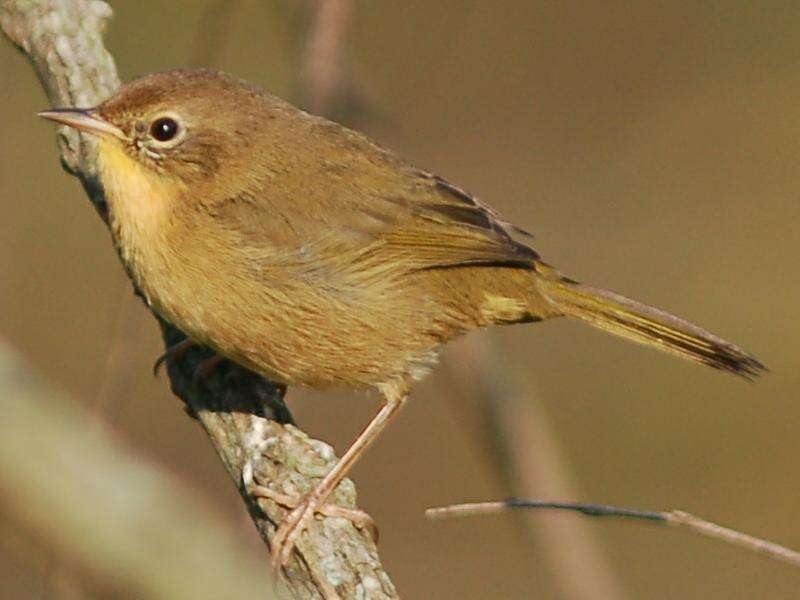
150 117 180 142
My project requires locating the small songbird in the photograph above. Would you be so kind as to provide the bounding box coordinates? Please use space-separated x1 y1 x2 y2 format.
40 68 764 567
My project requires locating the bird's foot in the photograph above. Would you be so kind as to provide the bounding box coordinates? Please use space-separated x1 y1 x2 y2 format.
249 484 377 569
155 339 226 386
152 338 195 375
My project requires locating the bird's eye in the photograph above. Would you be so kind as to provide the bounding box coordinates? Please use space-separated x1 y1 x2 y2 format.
150 117 180 142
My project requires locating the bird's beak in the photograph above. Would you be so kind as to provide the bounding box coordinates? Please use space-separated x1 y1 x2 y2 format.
38 108 126 141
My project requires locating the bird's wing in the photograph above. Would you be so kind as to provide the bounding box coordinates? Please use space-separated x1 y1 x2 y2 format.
367 171 539 271
206 122 538 274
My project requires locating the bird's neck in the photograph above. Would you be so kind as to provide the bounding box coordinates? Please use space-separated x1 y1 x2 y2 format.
95 138 182 298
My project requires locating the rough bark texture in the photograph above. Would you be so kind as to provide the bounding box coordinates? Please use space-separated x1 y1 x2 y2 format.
0 1 398 598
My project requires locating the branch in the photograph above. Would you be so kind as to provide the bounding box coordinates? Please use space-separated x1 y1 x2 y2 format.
1 1 398 598
427 498 800 569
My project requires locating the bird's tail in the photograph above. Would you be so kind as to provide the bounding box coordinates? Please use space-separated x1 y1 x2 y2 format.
537 277 765 379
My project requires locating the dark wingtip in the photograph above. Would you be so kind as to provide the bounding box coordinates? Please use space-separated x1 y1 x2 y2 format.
705 345 767 381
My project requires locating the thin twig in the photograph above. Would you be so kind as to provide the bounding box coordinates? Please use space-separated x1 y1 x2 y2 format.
427 498 800 568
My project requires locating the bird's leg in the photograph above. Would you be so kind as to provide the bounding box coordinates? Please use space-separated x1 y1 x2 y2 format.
257 385 408 568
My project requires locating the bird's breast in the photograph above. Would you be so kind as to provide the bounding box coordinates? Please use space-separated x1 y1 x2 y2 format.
96 139 202 320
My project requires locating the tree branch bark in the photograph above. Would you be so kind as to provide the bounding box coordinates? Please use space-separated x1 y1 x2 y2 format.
0 1 398 598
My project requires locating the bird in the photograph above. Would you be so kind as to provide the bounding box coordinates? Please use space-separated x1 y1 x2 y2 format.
39 68 764 568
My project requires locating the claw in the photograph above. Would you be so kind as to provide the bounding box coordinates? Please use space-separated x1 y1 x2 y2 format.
249 483 377 569
271 500 317 567
153 338 194 375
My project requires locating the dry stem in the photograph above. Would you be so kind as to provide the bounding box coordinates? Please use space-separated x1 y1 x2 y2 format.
427 498 800 569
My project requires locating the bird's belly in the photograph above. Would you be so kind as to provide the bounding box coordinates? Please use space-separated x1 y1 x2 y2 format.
144 263 448 389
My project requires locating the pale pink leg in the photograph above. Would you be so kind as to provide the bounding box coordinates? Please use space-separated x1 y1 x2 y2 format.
256 384 408 568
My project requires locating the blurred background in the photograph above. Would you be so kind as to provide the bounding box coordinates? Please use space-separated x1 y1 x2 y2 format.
2 1 799 598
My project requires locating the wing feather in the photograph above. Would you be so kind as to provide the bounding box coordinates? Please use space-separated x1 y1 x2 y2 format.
204 116 539 275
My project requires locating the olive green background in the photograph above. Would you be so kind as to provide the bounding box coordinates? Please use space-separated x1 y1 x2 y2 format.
1 2 799 598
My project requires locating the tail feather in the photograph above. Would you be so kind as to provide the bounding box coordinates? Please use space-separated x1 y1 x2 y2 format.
539 279 765 379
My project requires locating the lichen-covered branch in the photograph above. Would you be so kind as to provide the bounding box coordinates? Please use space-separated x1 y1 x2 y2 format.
0 1 397 597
